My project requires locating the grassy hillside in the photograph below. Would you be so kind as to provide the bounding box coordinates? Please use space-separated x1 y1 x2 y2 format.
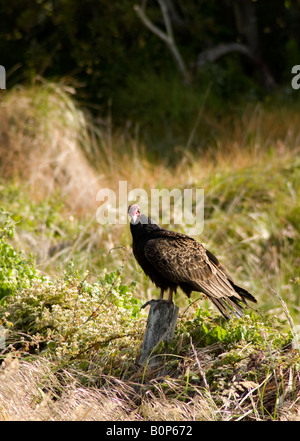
0 83 299 421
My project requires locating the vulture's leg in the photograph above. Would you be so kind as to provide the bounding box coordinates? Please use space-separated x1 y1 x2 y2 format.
141 289 174 310
141 289 164 309
152 289 174 311
168 289 174 304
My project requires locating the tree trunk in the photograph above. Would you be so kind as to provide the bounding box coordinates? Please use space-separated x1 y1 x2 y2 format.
139 301 179 366
232 0 276 89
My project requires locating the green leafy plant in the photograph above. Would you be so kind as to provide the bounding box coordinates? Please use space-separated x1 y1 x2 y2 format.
0 209 39 302
0 267 143 370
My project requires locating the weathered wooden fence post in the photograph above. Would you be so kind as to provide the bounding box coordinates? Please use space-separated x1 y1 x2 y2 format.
139 301 179 366
0 66 6 90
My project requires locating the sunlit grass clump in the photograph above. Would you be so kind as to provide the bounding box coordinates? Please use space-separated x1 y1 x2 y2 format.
0 80 99 211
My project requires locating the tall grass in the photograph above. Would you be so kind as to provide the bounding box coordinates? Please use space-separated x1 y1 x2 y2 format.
1 81 300 313
0 79 100 212
0 81 299 420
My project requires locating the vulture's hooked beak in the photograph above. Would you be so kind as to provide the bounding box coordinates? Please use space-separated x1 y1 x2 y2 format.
131 213 139 223
128 204 141 224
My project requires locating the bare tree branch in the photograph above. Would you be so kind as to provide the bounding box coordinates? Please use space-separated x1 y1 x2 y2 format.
134 1 190 84
196 42 253 67
164 0 185 27
158 0 173 40
196 41 276 89
134 3 169 44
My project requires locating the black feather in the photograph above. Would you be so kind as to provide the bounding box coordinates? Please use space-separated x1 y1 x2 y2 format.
129 207 257 319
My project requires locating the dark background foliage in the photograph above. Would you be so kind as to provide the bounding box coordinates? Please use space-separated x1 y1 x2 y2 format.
1 0 300 147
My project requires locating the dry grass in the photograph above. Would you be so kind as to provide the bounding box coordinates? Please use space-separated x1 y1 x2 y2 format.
1 80 299 211
0 79 100 213
0 353 221 421
0 356 142 421
1 81 300 421
0 342 299 421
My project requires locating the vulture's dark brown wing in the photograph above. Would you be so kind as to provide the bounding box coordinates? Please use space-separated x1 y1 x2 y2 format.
144 236 254 319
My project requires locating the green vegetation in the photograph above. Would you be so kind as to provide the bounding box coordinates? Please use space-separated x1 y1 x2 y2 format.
1 0 300 422
0 82 299 420
1 1 300 149
0 220 299 420
0 210 39 302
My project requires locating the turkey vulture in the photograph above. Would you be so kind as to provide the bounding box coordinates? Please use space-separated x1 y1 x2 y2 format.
128 204 257 319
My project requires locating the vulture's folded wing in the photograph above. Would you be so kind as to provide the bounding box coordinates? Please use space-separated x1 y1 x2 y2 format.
144 236 253 319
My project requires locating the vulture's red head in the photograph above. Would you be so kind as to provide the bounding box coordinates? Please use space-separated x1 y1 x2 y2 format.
128 204 141 223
